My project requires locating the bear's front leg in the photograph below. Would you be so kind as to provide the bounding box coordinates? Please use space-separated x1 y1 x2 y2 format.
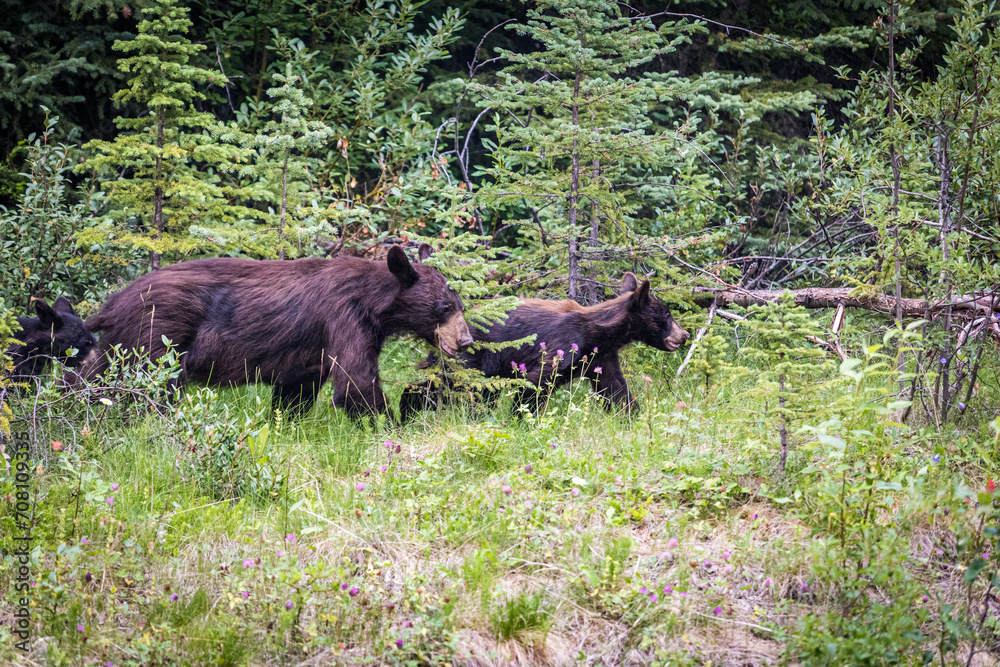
587 351 637 415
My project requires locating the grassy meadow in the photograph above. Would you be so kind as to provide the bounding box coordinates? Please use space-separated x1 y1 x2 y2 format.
1 318 998 667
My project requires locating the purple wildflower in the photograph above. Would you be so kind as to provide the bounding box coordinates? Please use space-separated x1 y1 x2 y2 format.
540 342 546 351
170 593 178 601
639 587 648 594
571 343 579 353
722 550 730 560
110 483 119 491
243 559 254 568
595 366 602 374
511 361 518 371
570 487 580 497
649 593 658 603
81 537 89 544
519 363 527 374
277 551 284 557
356 482 365 492
396 639 404 649
341 583 349 591
714 606 722 616
664 584 673 594
922 595 930 602
350 586 359 597
85 572 92 582
77 624 85 632
593 347 598 353
380 465 387 472
384 440 393 449
242 591 250 599
958 402 966 409
668 537 679 549
940 357 947 364
933 455 940 463
556 349 565 360
524 464 532 474
502 484 512 496
286 534 296 543
286 600 294 610
106 497 114 506
764 579 772 587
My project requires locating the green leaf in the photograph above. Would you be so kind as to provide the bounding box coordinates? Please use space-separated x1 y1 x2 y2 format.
840 358 863 381
875 482 903 491
963 558 987 585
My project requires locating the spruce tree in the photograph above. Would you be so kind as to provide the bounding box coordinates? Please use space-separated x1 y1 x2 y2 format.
472 0 701 302
743 293 832 472
216 38 334 259
78 0 235 269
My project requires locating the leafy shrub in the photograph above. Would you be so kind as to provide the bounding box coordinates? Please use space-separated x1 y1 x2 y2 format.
173 387 285 502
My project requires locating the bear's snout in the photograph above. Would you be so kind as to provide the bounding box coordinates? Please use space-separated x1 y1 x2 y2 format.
435 311 474 356
664 323 690 351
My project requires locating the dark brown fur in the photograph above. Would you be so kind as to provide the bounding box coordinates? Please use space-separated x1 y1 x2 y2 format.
400 273 690 419
6 297 97 381
84 245 473 418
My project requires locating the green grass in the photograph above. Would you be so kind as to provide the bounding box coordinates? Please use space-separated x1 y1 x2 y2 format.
1 333 998 666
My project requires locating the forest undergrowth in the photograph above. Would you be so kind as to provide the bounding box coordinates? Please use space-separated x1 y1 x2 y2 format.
1 320 997 667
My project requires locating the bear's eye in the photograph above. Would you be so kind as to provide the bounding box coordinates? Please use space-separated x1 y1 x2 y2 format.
435 301 452 316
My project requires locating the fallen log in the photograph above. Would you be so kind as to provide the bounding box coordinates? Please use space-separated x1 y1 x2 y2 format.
689 287 998 320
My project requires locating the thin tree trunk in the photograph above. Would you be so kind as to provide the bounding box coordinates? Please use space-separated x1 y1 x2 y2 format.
778 372 788 473
152 113 165 270
279 155 289 260
887 1 904 392
567 60 582 301
938 125 953 421
586 159 600 304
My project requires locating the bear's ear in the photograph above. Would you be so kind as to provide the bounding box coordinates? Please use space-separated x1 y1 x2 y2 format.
619 272 639 295
34 299 61 328
628 280 651 310
387 246 419 288
417 243 434 262
53 296 76 316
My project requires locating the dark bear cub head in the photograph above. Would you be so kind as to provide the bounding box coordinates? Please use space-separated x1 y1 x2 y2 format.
386 243 474 356
619 272 690 352
9 297 98 377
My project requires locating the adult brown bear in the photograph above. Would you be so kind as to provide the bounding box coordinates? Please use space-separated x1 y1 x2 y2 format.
6 297 97 381
400 273 689 420
84 244 473 418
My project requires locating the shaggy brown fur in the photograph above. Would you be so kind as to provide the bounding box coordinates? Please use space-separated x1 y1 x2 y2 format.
84 245 473 418
400 273 689 420
6 298 97 381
